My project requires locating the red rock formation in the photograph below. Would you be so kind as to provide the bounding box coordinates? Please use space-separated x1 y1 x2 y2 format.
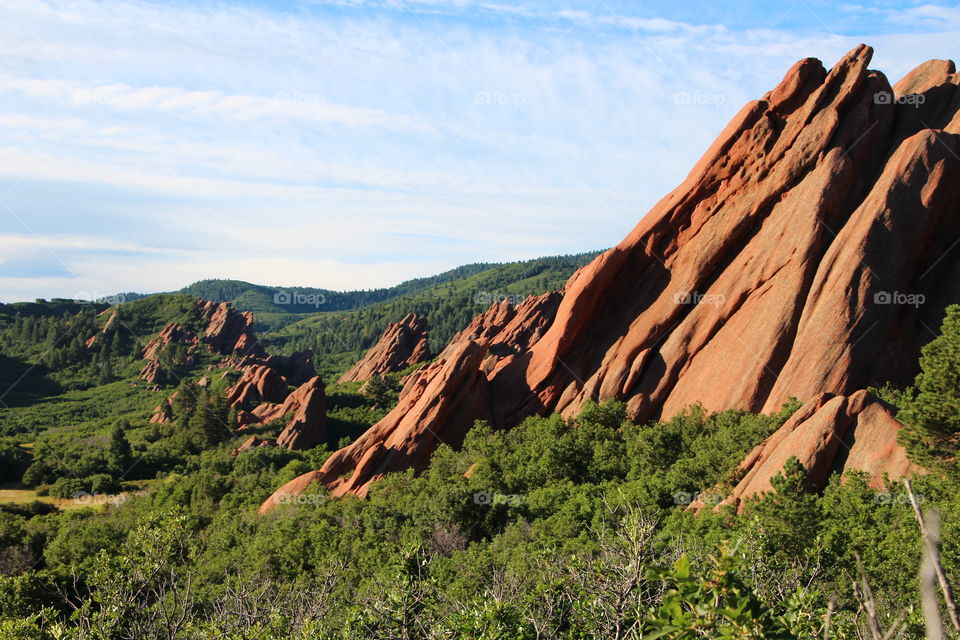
149 398 174 424
225 364 288 407
262 340 489 510
262 45 960 509
706 391 924 513
231 435 274 456
198 300 265 357
264 350 316 385
338 314 431 383
85 310 118 348
275 377 328 450
138 322 198 384
135 300 271 385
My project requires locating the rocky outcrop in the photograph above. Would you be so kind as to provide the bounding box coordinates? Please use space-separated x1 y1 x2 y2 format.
264 350 316 385
338 314 431 383
149 398 173 424
704 391 924 513
136 300 268 384
235 376 328 451
275 377 328 450
198 300 265 357
262 340 490 510
225 364 288 407
231 435 274 456
85 310 117 348
138 323 198 384
262 45 960 509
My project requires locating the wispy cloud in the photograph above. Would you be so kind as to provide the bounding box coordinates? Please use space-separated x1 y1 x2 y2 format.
0 0 957 302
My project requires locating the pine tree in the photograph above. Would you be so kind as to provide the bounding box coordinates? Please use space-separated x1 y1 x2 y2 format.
108 421 133 478
899 304 960 477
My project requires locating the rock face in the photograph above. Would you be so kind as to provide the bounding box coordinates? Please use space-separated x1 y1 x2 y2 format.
262 46 960 509
127 297 327 453
338 314 431 383
262 340 490 510
231 435 274 456
712 390 923 512
225 364 288 406
275 377 328 450
138 323 198 384
198 300 265 358
137 300 270 384
235 376 328 451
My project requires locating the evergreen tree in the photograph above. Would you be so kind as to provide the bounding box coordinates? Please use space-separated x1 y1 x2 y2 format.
744 457 821 561
899 304 960 477
107 421 133 478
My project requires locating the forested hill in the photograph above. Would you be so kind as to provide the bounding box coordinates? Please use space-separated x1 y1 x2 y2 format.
259 252 600 364
177 252 600 318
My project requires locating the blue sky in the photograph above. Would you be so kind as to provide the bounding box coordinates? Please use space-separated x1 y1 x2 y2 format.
1 0 958 301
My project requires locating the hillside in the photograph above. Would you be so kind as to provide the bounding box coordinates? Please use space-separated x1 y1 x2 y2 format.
260 252 600 369
173 253 599 330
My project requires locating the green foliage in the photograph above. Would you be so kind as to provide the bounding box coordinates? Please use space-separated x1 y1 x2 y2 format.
106 423 132 478
742 457 821 561
899 304 960 476
644 551 795 639
0 442 30 483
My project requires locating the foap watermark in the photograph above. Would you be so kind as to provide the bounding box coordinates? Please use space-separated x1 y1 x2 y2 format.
874 491 924 506
873 291 924 308
473 491 525 506
674 91 726 106
874 91 926 108
275 491 328 507
72 492 128 506
72 90 125 108
474 91 526 107
474 290 528 306
672 491 724 506
273 91 326 106
673 290 726 306
75 291 126 305
273 290 326 308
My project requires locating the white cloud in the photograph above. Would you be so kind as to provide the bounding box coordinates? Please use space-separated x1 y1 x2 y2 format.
0 0 957 301
0 76 419 131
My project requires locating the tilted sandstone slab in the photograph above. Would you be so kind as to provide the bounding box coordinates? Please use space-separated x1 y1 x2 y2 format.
710 390 923 513
275 376 328 450
225 364 288 407
338 313 431 383
262 340 490 510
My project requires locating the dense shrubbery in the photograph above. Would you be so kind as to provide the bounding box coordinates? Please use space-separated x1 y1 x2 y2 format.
0 393 953 639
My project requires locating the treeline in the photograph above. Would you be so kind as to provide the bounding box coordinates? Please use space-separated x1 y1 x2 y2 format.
179 252 599 317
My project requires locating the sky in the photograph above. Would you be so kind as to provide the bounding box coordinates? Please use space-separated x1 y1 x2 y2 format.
0 0 958 302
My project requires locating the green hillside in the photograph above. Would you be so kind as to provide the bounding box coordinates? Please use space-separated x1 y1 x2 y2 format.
176 257 591 317
260 252 599 369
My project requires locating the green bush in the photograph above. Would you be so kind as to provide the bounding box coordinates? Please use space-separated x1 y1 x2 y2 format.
49 477 88 499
